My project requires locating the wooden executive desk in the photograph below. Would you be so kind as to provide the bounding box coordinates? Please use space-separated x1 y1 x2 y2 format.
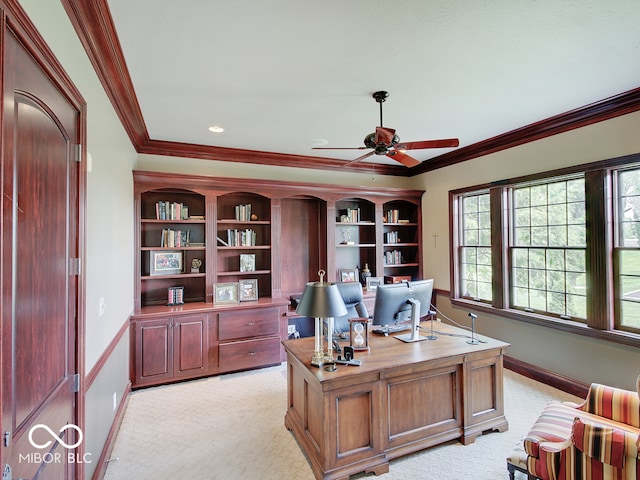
282 322 510 480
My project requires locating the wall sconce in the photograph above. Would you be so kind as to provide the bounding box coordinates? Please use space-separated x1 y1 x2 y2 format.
296 270 347 367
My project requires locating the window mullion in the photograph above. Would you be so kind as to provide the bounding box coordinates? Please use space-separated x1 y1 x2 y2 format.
490 187 505 308
585 169 610 329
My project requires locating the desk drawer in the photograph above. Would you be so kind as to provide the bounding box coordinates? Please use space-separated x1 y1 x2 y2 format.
219 336 280 371
218 307 279 341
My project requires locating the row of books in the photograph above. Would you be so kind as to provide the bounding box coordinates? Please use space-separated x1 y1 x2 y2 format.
383 250 405 265
156 201 189 220
339 207 361 223
385 231 401 244
167 286 184 306
384 209 400 223
235 204 252 221
224 228 257 247
161 228 190 248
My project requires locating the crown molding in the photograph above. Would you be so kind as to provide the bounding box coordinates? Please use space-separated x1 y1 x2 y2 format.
61 0 640 177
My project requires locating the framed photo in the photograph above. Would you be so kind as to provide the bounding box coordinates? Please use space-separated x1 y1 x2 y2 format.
366 276 383 291
150 250 183 276
239 253 256 272
339 268 358 283
239 279 258 301
214 282 239 304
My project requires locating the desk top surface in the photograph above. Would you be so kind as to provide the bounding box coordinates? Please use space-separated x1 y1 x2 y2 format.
282 321 510 384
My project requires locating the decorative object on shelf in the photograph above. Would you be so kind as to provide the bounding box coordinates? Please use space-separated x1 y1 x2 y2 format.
150 251 183 276
349 318 369 351
384 275 412 284
190 258 202 273
296 270 347 367
339 268 358 283
250 213 258 221
167 286 184 306
366 276 383 291
360 263 371 285
240 253 256 272
214 282 239 304
340 230 354 245
239 279 258 301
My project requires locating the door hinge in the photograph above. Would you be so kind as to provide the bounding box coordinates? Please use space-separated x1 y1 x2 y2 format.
2 464 11 480
70 258 81 275
72 373 80 393
75 144 82 163
3 431 9 447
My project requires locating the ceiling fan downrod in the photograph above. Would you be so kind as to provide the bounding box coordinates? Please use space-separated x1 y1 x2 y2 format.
372 90 388 127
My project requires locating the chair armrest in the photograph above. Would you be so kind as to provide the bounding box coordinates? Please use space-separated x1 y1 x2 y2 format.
572 417 638 468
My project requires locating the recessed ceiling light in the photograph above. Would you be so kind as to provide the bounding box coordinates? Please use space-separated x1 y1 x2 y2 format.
310 138 328 147
208 125 224 133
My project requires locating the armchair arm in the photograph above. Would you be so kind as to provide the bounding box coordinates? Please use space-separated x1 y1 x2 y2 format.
571 417 634 469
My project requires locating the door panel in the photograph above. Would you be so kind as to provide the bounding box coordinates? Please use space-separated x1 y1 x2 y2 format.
2 25 80 480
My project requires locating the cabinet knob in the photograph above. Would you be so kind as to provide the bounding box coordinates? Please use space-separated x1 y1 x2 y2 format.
248 352 256 356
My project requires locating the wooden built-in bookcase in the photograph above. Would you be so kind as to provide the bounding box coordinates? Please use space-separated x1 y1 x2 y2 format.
131 170 424 387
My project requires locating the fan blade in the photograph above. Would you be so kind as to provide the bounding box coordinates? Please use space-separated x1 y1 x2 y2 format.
344 151 375 167
375 126 396 145
387 150 420 168
312 147 368 150
395 138 459 150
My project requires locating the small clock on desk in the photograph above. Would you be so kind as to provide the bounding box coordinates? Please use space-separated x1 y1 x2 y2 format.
349 318 369 351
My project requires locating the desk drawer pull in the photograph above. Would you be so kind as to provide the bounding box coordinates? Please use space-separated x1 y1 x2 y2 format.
246 321 256 326
248 351 256 356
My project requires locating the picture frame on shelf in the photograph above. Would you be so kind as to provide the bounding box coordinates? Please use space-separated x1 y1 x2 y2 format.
150 250 183 276
214 282 239 304
339 268 358 283
240 253 256 272
239 279 258 301
366 276 383 291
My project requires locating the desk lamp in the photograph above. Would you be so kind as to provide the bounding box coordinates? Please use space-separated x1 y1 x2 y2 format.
296 270 347 367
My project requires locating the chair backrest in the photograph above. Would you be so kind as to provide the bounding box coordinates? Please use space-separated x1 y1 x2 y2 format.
583 382 640 428
332 282 369 333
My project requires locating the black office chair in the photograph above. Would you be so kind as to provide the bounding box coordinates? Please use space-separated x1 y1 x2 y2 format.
331 281 369 333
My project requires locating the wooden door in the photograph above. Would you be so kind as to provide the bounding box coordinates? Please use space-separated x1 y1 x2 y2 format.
1 23 82 480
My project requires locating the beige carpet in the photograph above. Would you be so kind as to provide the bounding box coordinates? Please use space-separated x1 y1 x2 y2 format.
103 364 580 480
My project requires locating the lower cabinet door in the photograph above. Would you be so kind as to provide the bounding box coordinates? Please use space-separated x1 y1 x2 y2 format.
173 313 210 378
219 336 281 372
134 318 173 386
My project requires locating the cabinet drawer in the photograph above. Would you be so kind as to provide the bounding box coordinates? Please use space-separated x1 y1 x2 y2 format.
219 336 281 371
218 307 279 341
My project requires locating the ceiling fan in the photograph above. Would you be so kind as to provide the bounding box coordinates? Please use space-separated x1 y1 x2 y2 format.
313 91 459 168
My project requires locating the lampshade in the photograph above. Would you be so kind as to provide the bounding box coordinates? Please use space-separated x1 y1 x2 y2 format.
296 282 348 319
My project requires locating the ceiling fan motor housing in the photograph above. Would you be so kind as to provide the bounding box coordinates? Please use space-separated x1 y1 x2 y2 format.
364 132 400 152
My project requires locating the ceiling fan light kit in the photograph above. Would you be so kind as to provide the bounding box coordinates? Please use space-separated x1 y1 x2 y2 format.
313 90 459 168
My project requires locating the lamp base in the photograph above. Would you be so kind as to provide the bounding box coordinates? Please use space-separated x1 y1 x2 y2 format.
310 352 337 367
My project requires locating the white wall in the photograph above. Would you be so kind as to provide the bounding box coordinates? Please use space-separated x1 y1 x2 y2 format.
414 110 640 390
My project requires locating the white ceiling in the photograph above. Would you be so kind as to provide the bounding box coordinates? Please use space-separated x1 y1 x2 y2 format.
106 0 640 168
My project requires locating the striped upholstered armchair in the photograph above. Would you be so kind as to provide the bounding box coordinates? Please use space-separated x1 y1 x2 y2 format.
522 377 640 480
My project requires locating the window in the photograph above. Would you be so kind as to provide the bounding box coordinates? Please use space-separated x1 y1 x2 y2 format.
459 192 492 302
450 154 640 345
510 177 587 319
616 168 640 332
